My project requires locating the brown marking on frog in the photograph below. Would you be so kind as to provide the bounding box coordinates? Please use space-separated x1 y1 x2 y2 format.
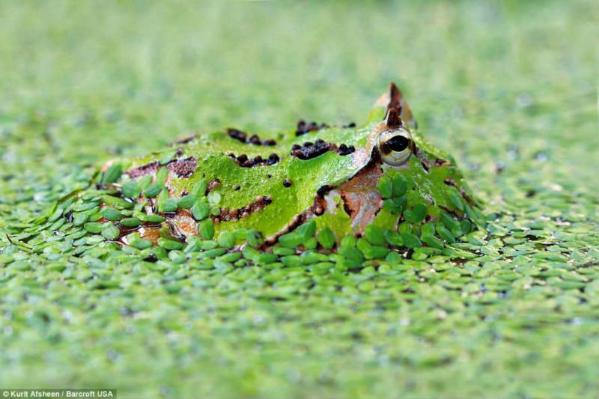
214 195 272 223
128 156 197 182
128 161 159 178
132 226 161 245
263 189 340 246
339 162 384 233
168 209 197 239
264 186 345 246
263 212 309 246
375 82 417 129
312 196 327 216
167 157 197 178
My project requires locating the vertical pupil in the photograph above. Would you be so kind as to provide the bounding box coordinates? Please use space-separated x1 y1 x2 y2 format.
386 135 410 152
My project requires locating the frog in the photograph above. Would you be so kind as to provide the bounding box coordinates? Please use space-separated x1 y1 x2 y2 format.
54 82 483 259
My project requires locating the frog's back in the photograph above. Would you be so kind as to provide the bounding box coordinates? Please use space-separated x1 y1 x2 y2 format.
123 124 374 240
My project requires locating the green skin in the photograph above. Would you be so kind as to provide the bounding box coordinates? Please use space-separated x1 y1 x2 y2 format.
94 83 482 251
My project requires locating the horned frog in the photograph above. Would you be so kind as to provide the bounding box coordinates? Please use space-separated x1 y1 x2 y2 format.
63 83 483 259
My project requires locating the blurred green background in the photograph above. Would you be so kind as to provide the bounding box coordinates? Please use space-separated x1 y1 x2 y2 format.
0 1 597 398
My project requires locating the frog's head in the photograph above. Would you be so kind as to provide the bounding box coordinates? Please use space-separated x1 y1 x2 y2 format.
311 82 482 243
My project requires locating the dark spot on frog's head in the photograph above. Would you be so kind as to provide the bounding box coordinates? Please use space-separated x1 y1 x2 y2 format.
337 144 355 156
227 128 277 147
283 179 292 188
248 134 261 145
231 152 280 168
227 128 247 143
267 153 280 165
291 139 332 160
296 120 329 136
343 122 356 128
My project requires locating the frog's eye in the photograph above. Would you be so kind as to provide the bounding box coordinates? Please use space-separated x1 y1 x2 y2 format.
378 129 413 166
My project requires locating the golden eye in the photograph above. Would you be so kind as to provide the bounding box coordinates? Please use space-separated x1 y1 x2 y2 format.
378 129 412 166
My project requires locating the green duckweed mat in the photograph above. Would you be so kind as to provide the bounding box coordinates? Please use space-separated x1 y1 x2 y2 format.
0 2 597 398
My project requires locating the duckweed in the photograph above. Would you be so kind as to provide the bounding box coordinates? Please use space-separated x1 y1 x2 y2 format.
0 2 596 398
